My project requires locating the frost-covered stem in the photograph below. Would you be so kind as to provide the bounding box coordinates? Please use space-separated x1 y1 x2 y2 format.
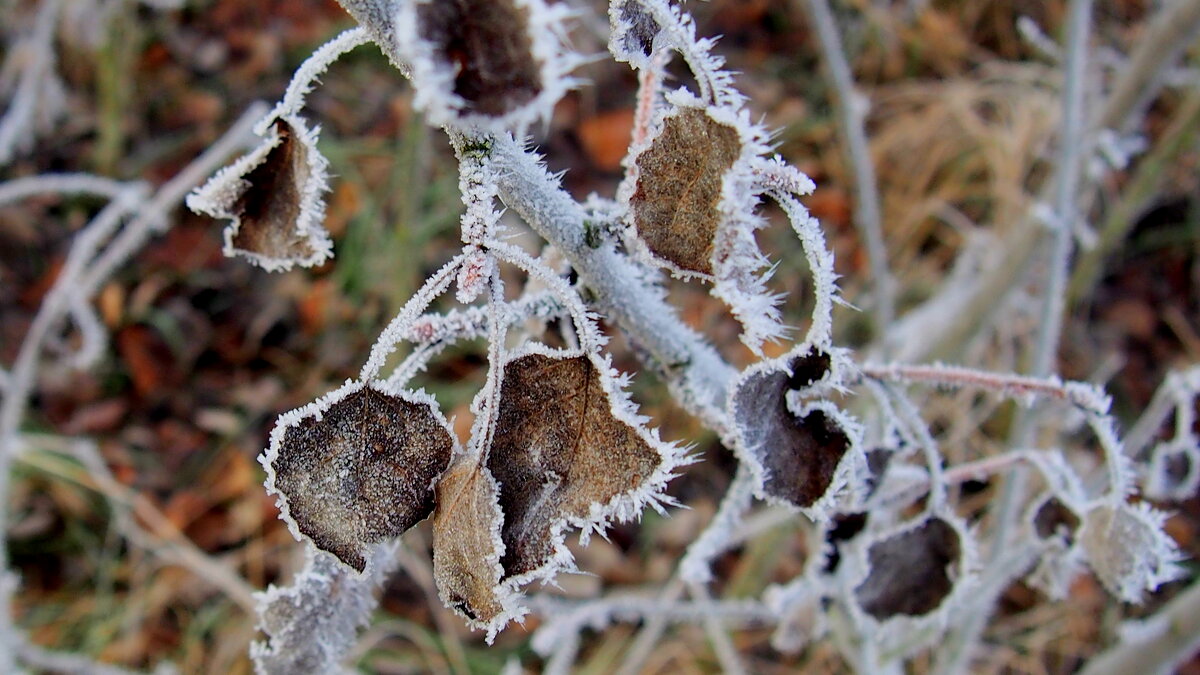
681 465 756 583
947 4 1093 669
631 49 669 147
879 382 946 509
529 592 772 653
1125 368 1200 459
359 252 469 381
614 575 685 675
0 0 61 165
859 362 1110 414
259 26 370 132
542 632 581 675
0 104 262 674
1029 0 1091 383
1079 577 1200 675
1095 0 1200 133
475 131 738 432
797 0 894 331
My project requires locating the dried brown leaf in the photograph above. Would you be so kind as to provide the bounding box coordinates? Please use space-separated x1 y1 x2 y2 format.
731 345 857 512
187 116 333 271
265 382 455 571
487 349 667 581
431 455 512 627
630 106 742 274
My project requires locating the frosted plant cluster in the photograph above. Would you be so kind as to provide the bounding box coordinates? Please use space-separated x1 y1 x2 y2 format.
1 0 1199 673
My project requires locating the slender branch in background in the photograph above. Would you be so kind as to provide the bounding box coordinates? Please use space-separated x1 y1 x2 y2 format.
1095 0 1200 132
688 581 749 675
797 0 895 333
859 362 1110 413
999 0 1094 536
0 173 133 206
0 0 62 165
1028 0 1092 383
943 2 1095 670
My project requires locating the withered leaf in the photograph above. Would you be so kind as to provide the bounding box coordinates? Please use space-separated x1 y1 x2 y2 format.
630 106 742 274
417 0 542 117
854 517 961 620
228 120 317 261
487 351 663 580
269 383 454 572
187 116 333 271
732 349 852 509
431 455 509 627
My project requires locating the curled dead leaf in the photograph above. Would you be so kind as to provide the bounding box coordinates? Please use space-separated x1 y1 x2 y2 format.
187 115 333 271
416 0 541 117
264 381 455 572
610 0 662 64
730 344 859 513
1033 496 1081 542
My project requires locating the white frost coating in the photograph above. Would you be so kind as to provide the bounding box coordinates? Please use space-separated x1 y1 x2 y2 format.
769 188 840 349
680 465 756 584
186 113 334 272
259 377 457 569
360 251 470 381
485 240 608 355
1078 501 1184 603
251 544 396 674
764 578 828 653
837 512 979 661
395 0 583 134
527 593 772 657
384 290 567 391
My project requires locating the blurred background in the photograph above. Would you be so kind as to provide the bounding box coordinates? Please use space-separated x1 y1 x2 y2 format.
1 0 1197 672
